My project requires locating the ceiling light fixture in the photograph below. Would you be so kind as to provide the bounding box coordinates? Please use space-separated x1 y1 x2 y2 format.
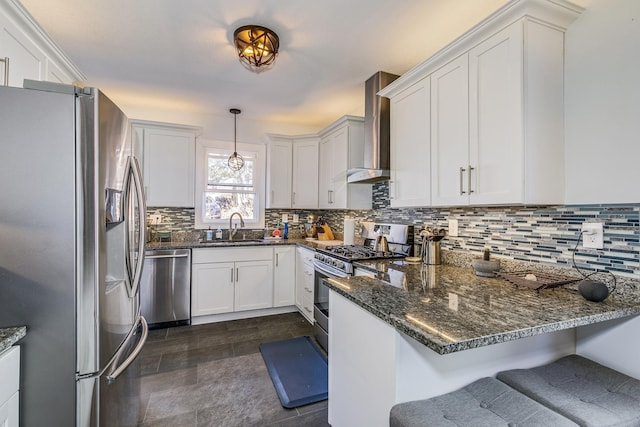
228 108 244 171
233 25 279 72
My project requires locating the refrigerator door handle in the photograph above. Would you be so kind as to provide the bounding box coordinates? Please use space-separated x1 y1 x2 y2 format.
106 315 148 384
123 156 147 297
130 156 146 296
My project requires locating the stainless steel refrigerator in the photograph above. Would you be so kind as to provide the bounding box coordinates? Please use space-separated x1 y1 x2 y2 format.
0 81 148 427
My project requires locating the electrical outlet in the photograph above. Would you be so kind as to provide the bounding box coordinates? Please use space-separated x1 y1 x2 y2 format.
149 214 162 225
292 214 299 224
448 219 459 237
582 222 604 249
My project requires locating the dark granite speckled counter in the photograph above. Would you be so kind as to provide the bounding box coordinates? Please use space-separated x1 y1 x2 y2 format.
146 237 339 251
0 326 26 354
325 259 640 355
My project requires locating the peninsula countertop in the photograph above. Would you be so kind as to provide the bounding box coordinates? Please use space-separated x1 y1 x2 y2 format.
325 259 640 355
0 326 26 354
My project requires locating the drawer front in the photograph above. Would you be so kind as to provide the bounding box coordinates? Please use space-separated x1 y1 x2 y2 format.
302 292 315 320
297 247 315 265
192 247 273 264
0 347 20 405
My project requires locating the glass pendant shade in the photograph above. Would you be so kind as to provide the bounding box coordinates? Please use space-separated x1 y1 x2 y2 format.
228 108 244 171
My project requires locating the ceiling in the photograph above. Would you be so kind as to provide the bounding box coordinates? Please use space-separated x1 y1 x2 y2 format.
21 0 517 129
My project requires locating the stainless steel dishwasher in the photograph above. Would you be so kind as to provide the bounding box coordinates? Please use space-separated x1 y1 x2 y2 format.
140 248 191 328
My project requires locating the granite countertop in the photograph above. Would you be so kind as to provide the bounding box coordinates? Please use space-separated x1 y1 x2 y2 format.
326 259 640 355
146 238 340 251
0 327 26 354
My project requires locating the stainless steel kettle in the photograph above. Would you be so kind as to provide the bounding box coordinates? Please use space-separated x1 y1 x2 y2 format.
420 226 446 265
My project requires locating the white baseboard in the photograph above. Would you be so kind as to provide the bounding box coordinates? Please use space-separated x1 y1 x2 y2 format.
191 306 298 325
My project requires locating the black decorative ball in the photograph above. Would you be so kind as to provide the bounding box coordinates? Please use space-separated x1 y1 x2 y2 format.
578 280 609 302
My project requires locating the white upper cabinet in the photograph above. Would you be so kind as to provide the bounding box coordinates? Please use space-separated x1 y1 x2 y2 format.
380 0 583 207
431 54 470 206
467 22 525 205
133 121 200 208
266 136 293 208
265 134 319 209
292 137 319 209
0 1 84 86
389 77 432 207
318 116 371 209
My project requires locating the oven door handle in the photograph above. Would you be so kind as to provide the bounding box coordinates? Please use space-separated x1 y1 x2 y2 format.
313 260 350 278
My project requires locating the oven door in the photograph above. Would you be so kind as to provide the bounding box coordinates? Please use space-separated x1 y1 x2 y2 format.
313 260 349 353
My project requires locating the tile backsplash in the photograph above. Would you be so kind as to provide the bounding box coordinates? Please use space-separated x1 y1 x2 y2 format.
147 182 639 278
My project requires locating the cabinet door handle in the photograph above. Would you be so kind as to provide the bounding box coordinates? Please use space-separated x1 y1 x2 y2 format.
236 267 239 282
0 57 9 86
468 165 475 194
292 192 296 205
275 253 279 267
328 190 334 204
304 307 312 313
230 268 234 283
459 167 467 195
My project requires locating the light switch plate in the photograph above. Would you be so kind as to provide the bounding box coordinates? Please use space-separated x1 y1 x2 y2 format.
448 219 459 237
292 214 299 223
149 214 162 225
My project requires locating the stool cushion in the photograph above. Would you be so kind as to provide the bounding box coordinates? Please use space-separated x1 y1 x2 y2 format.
497 354 640 427
389 377 578 427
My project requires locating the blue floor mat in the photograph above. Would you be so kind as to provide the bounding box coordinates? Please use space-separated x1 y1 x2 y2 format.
259 336 328 408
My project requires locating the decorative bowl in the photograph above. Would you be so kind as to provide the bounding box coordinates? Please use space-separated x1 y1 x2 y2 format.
471 259 501 277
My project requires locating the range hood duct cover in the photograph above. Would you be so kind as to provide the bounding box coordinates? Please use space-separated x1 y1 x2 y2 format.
348 71 399 183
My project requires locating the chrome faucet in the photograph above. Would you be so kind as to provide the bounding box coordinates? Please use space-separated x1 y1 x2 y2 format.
228 212 245 241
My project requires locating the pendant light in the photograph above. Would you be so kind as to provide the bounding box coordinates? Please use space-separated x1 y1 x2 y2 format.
228 108 244 171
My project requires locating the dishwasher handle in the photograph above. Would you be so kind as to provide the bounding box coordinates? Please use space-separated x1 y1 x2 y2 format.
145 253 190 259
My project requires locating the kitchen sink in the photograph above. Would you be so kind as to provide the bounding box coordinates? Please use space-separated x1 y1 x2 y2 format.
199 238 274 245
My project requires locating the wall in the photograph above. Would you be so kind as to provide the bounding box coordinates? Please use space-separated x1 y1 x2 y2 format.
150 183 640 279
564 0 640 204
124 106 320 146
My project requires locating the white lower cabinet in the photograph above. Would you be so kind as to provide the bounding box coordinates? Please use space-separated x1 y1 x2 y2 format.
234 260 274 312
192 262 235 315
273 246 296 307
0 346 20 427
295 247 315 323
191 247 273 317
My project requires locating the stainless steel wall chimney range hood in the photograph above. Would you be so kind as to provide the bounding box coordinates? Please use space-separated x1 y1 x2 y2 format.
347 71 399 183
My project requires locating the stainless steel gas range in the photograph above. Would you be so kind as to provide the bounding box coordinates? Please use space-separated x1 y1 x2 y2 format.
312 222 413 352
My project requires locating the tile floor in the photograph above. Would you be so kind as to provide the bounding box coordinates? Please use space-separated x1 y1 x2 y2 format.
137 312 330 426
